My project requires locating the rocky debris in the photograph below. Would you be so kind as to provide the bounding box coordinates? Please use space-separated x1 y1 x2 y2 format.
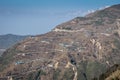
100 33 111 36
53 28 82 32
54 62 59 69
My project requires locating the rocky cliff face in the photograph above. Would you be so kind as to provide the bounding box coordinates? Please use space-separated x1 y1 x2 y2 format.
0 4 120 80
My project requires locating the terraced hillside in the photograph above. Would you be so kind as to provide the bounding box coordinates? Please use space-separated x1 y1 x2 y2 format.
0 4 120 80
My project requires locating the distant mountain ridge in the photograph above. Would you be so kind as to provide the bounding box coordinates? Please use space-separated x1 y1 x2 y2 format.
0 34 29 56
0 4 120 80
0 34 28 49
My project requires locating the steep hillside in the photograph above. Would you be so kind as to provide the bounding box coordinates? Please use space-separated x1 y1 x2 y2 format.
0 4 120 80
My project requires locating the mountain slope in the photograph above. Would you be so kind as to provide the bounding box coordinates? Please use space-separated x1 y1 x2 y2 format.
0 4 120 80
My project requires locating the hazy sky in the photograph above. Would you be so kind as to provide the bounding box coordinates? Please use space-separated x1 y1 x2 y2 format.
0 0 120 35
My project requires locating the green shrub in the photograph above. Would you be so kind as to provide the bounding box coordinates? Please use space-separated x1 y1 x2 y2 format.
53 69 61 80
62 68 74 80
